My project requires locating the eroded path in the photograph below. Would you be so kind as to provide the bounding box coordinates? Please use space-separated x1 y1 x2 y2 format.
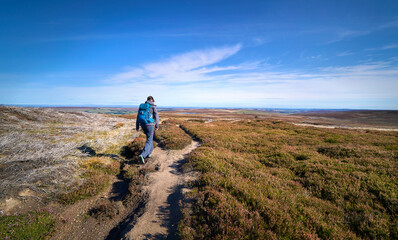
122 140 200 240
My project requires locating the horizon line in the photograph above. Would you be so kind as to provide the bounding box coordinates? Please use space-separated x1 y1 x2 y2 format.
1 103 398 111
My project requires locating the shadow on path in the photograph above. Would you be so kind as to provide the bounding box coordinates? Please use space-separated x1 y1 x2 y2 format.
105 198 148 240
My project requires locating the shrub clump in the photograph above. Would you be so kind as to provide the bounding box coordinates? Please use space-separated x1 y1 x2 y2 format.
57 170 111 204
57 156 123 204
317 146 359 158
123 164 139 180
123 166 149 208
121 134 148 160
154 120 192 150
80 157 121 175
89 199 120 221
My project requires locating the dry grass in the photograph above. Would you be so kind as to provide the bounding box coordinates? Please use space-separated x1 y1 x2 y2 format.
114 122 125 128
80 157 121 175
179 119 398 239
57 170 111 204
0 105 133 203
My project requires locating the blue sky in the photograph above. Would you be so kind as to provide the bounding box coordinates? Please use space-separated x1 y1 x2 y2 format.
1 0 398 109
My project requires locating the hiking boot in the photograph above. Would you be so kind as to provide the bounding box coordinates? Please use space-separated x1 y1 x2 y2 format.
138 155 145 164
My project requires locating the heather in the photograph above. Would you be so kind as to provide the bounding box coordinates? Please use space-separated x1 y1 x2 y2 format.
179 120 397 239
154 119 192 150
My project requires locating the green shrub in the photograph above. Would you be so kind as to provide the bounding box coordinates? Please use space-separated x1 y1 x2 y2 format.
324 134 343 143
317 146 359 158
294 153 310 161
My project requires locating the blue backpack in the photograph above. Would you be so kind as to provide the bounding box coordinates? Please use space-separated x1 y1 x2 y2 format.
137 103 155 124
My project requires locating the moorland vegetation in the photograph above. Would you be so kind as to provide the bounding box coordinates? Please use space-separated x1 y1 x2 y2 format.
0 106 193 239
1 106 396 239
178 119 397 239
154 119 192 150
0 106 132 201
0 106 143 239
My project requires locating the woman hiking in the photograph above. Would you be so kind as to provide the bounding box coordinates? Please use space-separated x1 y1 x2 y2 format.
136 96 159 164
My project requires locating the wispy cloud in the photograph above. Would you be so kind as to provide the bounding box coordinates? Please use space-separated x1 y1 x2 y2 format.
325 29 370 44
336 51 354 57
319 18 398 48
100 45 398 108
22 60 397 108
322 17 398 45
379 19 398 29
366 44 398 51
4 45 398 109
252 37 269 46
108 44 243 83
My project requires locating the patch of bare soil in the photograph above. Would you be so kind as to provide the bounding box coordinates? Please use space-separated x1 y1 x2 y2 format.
49 175 128 240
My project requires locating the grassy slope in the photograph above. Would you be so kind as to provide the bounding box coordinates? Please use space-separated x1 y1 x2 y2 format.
0 106 132 201
0 106 145 238
179 120 397 239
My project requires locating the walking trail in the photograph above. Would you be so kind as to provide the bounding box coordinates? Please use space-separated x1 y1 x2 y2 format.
122 140 200 240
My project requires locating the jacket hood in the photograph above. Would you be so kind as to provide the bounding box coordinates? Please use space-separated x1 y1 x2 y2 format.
145 100 156 106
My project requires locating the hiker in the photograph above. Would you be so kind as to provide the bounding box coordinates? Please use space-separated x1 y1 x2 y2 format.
136 96 159 164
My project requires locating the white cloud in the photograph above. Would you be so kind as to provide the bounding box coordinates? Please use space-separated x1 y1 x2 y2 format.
336 51 354 57
107 44 242 83
379 19 398 29
110 69 145 83
366 44 398 51
252 37 268 46
146 44 241 74
50 60 398 108
325 29 370 44
3 45 398 109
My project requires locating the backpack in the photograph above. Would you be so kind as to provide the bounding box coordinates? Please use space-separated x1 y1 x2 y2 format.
137 103 155 125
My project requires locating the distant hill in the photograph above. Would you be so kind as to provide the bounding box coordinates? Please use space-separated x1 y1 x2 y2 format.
294 110 398 127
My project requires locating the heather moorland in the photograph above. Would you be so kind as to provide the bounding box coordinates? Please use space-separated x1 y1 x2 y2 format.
0 106 397 239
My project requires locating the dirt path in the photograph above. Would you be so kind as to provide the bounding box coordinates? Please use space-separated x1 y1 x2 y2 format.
119 140 200 240
47 130 199 240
